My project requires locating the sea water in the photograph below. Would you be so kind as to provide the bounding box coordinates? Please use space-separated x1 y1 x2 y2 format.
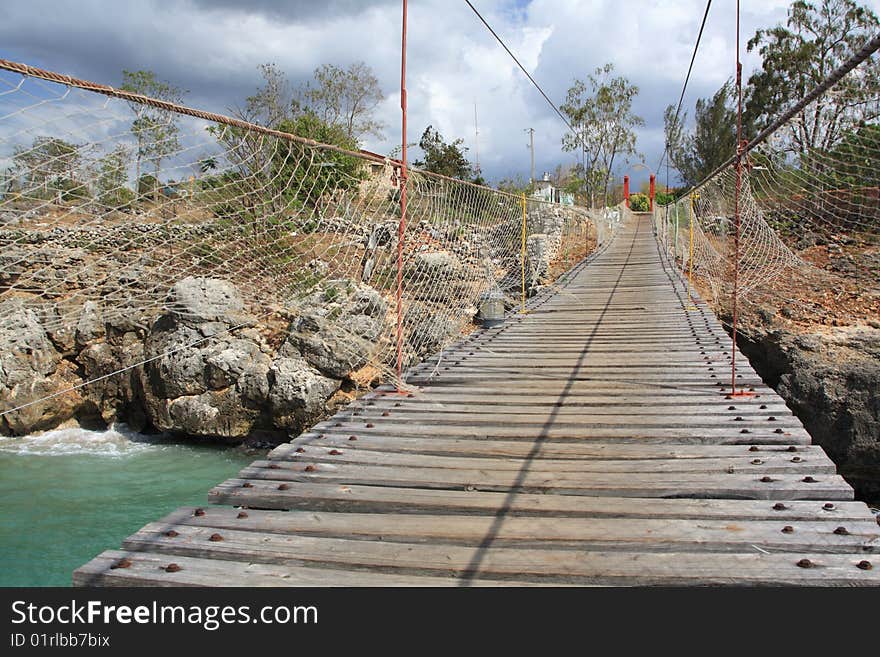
0 425 259 586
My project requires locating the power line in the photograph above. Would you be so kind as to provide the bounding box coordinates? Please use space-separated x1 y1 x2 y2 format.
657 0 713 175
463 0 584 148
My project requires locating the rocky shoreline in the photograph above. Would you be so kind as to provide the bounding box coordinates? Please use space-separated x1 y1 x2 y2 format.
0 276 394 444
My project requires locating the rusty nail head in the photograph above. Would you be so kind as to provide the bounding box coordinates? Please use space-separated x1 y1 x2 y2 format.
768 416 777 421
237 511 249 519
165 530 179 537
268 463 280 469
834 526 850 535
348 435 358 441
751 459 763 465
111 558 132 570
760 404 767 409
734 416 743 421
193 508 205 517
773 502 787 511
857 560 873 570
775 428 785 434
329 449 342 455
728 406 737 410
791 456 802 463
796 559 814 569
382 411 390 416
365 423 374 428
165 563 182 573
278 484 289 491
749 445 759 452
741 429 751 434
760 476 774 482
394 402 402 407
781 525 794 533
407 394 415 398
295 447 305 453
803 476 817 483
242 482 253 488
305 465 317 472
334 422 342 427
823 503 835 510
788 445 798 452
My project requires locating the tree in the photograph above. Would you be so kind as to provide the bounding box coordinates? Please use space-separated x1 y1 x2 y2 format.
272 113 365 211
94 145 133 207
744 0 880 158
295 62 385 141
496 174 533 195
414 126 474 180
120 70 186 200
241 63 294 128
561 63 644 207
664 81 738 187
12 136 83 202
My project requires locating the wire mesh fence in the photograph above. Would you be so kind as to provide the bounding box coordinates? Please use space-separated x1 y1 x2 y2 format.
0 59 618 435
654 38 880 333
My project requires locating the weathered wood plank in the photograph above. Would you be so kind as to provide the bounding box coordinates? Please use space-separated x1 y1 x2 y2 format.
73 550 534 587
266 446 837 474
155 506 880 554
235 462 854 500
120 525 880 586
209 481 871 520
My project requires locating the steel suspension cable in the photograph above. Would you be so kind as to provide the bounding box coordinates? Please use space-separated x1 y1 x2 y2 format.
657 0 713 174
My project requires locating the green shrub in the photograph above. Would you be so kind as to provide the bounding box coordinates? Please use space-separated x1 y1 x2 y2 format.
629 193 650 212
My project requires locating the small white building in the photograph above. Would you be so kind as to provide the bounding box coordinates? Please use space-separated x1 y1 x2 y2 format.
531 172 574 206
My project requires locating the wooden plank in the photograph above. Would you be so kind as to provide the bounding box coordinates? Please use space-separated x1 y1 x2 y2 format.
235 462 854 500
266 446 837 475
120 525 880 586
152 506 880 554
209 480 872 520
273 437 818 460
73 550 533 587
311 423 811 444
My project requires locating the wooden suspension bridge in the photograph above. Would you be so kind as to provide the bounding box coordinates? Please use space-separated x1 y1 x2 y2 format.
74 212 880 586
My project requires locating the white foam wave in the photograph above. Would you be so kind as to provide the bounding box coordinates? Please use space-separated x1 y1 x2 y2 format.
0 424 167 456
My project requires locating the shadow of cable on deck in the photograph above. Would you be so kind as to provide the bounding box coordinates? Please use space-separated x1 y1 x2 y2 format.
458 215 643 585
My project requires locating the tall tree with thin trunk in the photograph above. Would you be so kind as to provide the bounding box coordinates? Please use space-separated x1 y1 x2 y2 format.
561 63 644 207
120 70 186 200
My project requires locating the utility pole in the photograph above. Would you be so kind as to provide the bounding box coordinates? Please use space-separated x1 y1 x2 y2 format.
525 127 535 184
474 102 480 176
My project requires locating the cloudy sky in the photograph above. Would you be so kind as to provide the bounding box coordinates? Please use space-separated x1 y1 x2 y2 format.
2 0 879 188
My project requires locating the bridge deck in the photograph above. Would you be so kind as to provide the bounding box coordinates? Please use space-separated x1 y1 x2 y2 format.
74 213 880 586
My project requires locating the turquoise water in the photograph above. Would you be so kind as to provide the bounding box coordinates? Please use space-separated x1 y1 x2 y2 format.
0 425 259 586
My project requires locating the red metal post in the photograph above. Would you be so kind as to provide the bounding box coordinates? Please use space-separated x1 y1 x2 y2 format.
623 176 630 208
731 0 743 396
395 0 408 388
649 174 656 211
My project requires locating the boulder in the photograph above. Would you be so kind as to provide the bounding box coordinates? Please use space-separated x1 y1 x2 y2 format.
268 356 340 431
0 299 82 435
167 277 248 325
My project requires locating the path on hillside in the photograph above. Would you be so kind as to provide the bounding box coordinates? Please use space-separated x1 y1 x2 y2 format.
74 212 880 586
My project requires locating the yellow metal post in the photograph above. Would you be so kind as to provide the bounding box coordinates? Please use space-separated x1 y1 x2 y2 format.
521 193 527 313
687 192 699 311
